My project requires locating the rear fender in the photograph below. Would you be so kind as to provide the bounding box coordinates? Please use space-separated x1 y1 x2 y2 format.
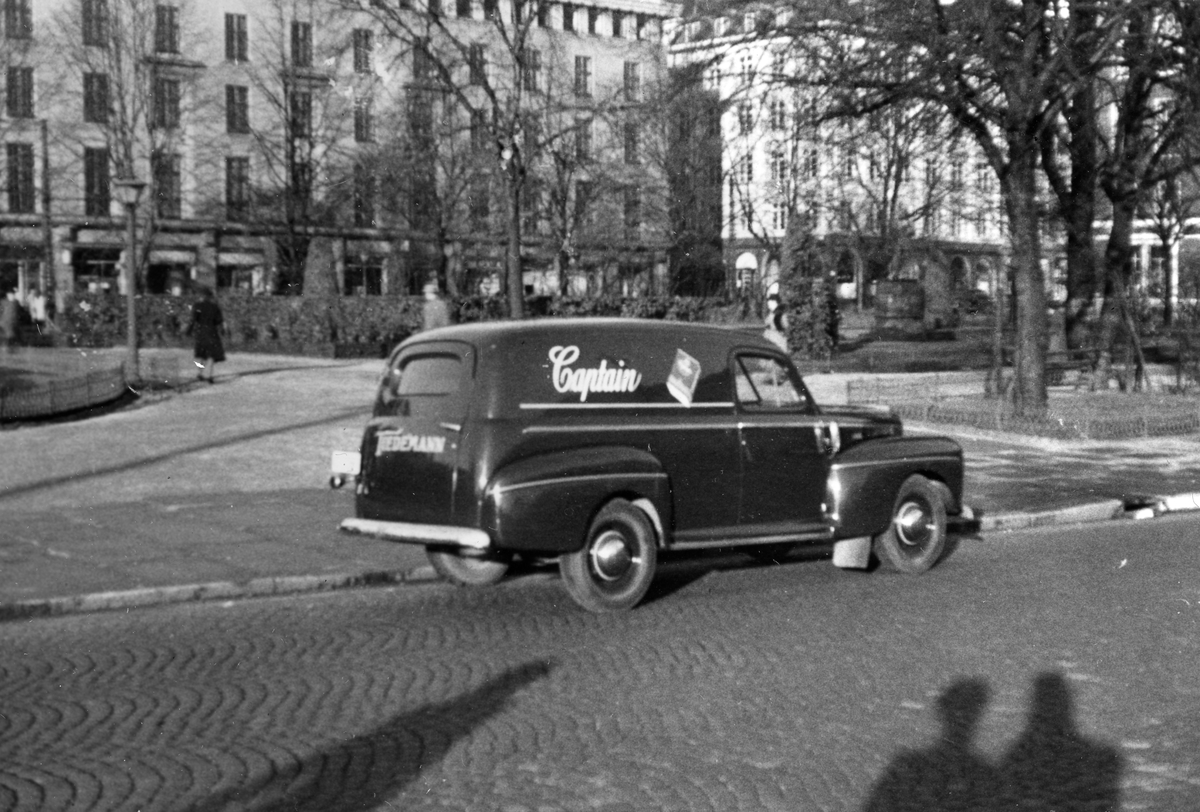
827 436 963 538
482 446 671 553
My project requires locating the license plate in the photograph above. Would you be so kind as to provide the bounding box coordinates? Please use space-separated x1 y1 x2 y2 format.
331 451 361 476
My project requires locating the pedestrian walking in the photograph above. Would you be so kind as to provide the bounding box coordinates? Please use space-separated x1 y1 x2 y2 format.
422 281 451 331
187 286 225 383
0 289 18 354
27 286 48 333
763 292 788 353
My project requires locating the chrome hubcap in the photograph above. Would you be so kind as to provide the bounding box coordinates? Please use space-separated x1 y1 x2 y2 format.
894 500 933 547
591 530 635 581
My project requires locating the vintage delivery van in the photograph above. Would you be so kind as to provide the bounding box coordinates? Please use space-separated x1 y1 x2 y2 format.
332 318 964 612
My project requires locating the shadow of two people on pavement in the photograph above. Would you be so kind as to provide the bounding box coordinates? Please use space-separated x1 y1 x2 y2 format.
863 671 1122 812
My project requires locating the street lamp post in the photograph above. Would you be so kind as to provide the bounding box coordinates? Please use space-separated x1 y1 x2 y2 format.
113 177 147 382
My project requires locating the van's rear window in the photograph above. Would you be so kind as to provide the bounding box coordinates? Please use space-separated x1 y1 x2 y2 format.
395 354 461 395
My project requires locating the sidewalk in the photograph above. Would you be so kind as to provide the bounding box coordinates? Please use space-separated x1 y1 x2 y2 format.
3 354 1199 621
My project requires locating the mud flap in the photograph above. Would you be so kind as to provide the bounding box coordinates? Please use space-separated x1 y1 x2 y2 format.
832 536 872 570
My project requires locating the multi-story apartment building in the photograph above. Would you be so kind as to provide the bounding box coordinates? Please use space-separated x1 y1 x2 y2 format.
667 6 1008 322
0 0 677 310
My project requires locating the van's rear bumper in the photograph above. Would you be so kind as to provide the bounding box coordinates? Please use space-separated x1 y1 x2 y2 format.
339 518 491 550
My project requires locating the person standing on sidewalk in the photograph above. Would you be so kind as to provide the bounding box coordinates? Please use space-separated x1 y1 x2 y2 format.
187 286 226 383
27 286 48 334
0 289 18 354
422 281 451 331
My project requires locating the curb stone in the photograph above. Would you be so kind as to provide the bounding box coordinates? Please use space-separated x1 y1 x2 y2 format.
5 494 1200 623
0 564 440 624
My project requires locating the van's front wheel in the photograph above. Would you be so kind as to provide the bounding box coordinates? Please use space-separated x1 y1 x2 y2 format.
560 499 657 612
427 549 511 586
873 475 947 573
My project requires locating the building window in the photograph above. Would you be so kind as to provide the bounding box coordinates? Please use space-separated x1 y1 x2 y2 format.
573 55 591 97
456 0 471 18
83 73 109 123
152 151 181 219
768 97 786 131
353 29 372 74
975 162 993 195
344 255 383 295
413 38 433 82
623 62 640 100
771 203 787 232
739 153 753 185
428 0 442 18
561 2 573 31
636 13 648 39
153 77 180 129
469 109 487 151
354 95 374 142
522 47 541 92
624 122 638 164
575 118 591 161
289 91 312 139
574 179 593 224
482 0 496 19
225 156 249 221
82 0 108 45
536 2 548 27
587 7 597 34
291 20 312 68
226 85 249 133
84 147 110 217
353 163 376 228
291 160 311 203
769 147 786 182
6 67 33 119
624 186 640 240
225 14 248 62
155 5 179 54
803 148 818 179
612 11 622 37
737 103 753 136
6 142 34 213
468 44 486 85
469 179 489 229
4 0 32 39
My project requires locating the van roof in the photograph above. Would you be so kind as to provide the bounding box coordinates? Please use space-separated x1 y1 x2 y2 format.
404 317 777 353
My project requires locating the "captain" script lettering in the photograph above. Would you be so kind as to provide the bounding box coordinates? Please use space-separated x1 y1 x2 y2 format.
548 345 643 402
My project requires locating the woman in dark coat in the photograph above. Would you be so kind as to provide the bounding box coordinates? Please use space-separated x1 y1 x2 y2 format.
189 287 226 383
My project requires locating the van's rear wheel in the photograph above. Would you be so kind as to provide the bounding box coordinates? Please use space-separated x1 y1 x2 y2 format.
560 499 657 612
427 549 511 586
873 475 947 573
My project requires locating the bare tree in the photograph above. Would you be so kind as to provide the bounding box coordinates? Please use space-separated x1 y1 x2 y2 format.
331 0 552 317
47 0 217 289
1088 1 1200 388
218 0 361 294
783 0 1121 414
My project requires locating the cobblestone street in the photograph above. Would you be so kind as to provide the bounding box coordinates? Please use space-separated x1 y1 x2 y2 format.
2 516 1197 811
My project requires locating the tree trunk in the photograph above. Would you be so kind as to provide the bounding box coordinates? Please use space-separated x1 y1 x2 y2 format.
1003 149 1048 415
1096 194 1137 387
504 161 525 320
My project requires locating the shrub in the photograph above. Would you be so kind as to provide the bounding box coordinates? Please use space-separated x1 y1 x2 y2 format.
57 292 741 357
780 275 836 361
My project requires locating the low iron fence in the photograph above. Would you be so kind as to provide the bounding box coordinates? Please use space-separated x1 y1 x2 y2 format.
0 353 194 422
846 373 1200 440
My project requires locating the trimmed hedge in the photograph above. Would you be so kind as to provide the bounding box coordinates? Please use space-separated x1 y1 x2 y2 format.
57 291 751 357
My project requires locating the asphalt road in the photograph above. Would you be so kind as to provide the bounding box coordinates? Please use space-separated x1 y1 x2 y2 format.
1 515 1197 812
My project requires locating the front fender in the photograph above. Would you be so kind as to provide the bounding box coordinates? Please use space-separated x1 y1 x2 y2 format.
827 436 963 538
482 446 671 553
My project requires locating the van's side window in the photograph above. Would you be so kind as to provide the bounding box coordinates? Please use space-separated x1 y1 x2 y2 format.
734 355 810 411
